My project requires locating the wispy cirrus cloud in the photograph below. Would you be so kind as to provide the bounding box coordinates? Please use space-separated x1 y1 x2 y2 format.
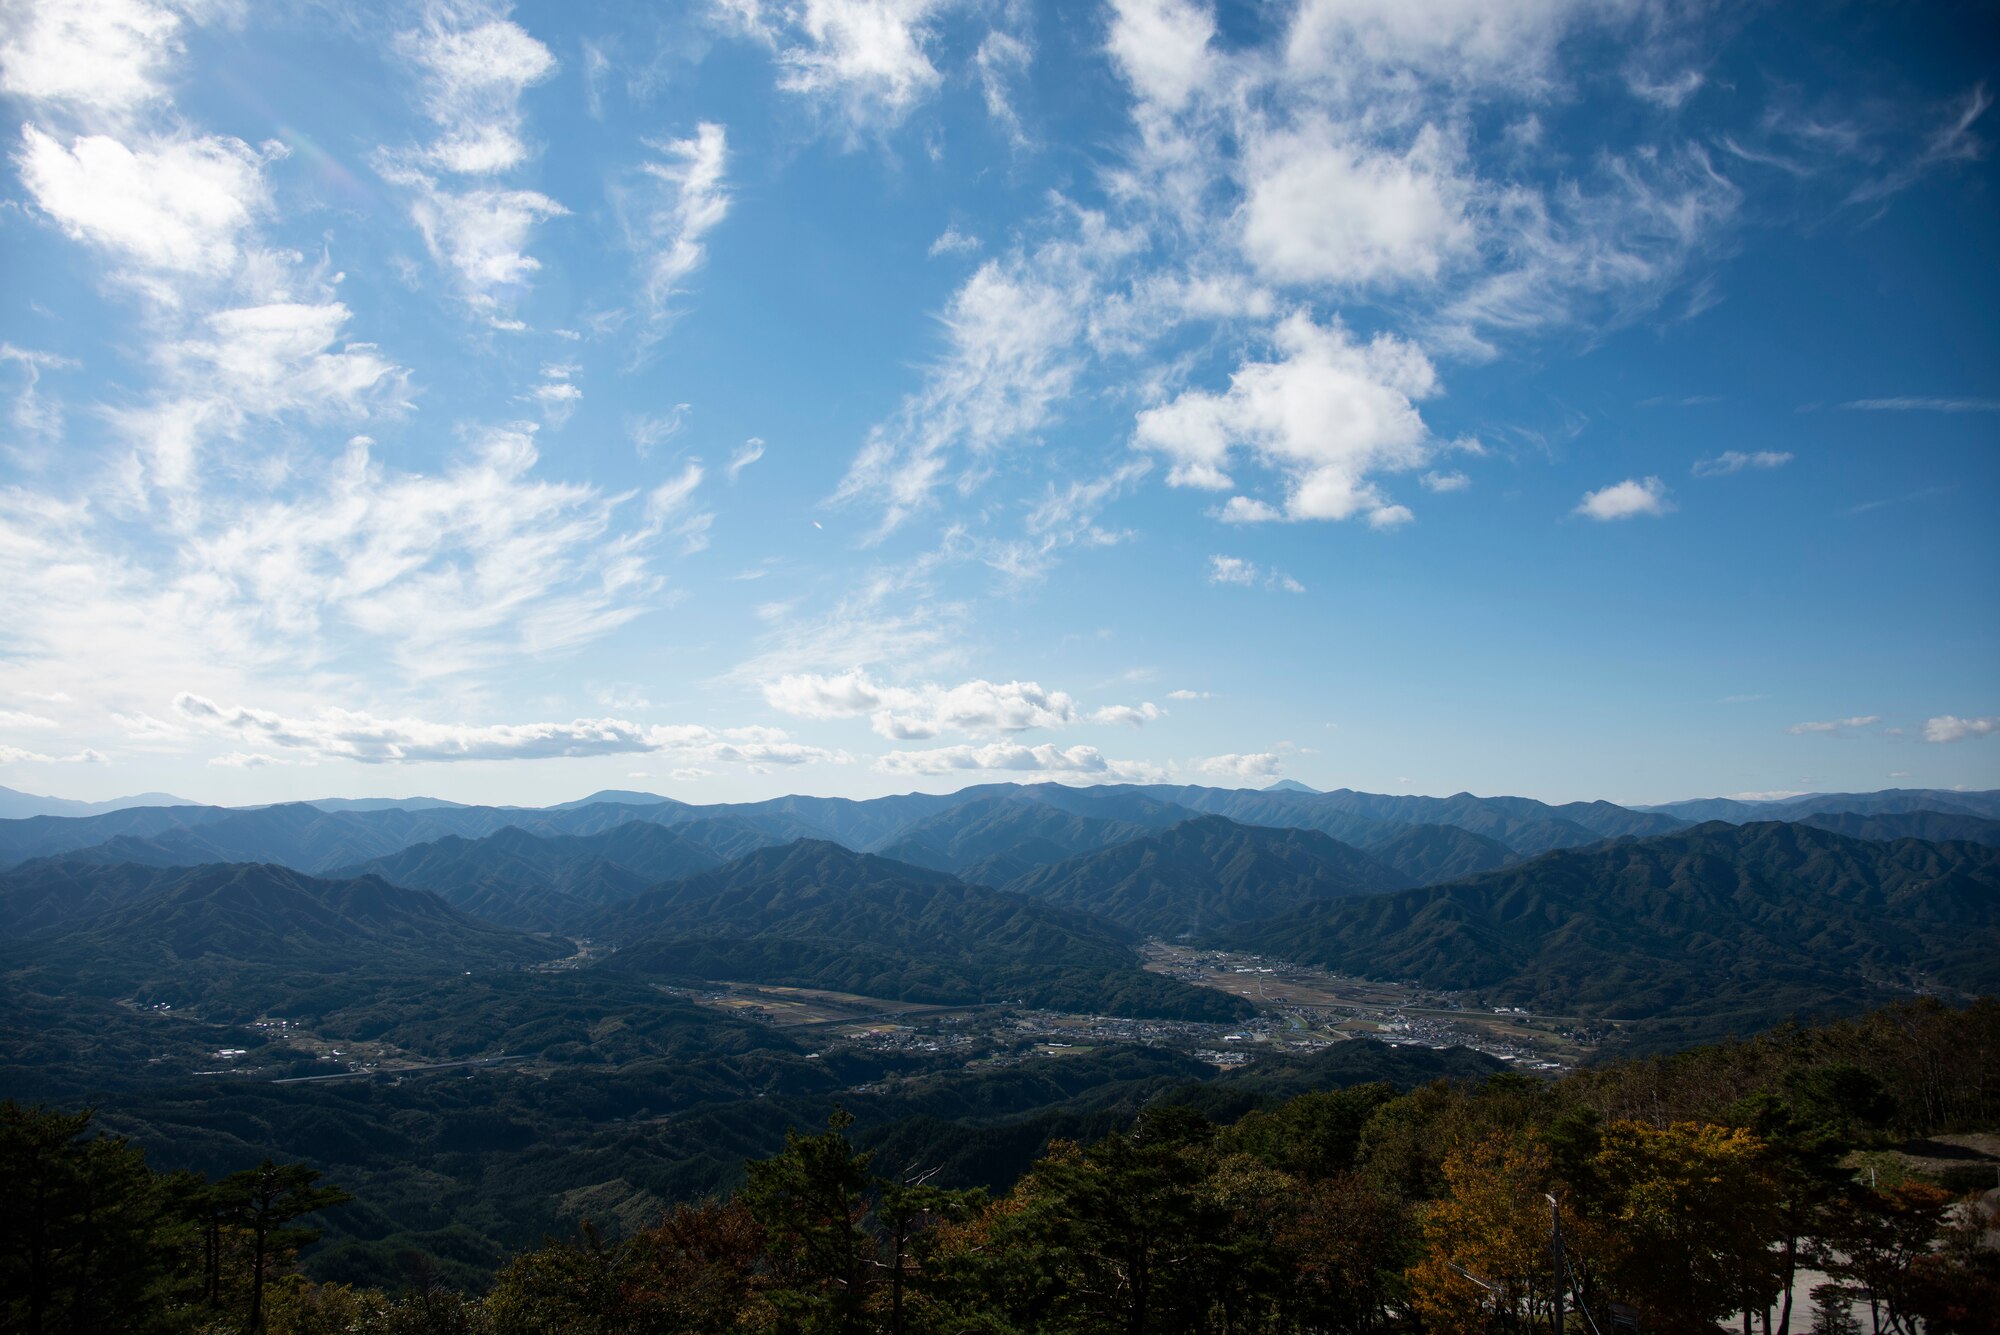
631 122 731 328
0 343 77 445
401 9 557 175
1693 450 1791 477
0 425 707 719
0 744 107 765
832 221 1139 534
1838 397 2000 413
380 5 565 317
1846 83 1990 207
1207 555 1305 593
1787 715 1881 736
727 438 766 480
113 301 406 490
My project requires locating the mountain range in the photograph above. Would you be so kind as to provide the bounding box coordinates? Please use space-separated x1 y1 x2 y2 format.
8 781 1994 883
3 782 1995 1040
333 818 779 930
0 784 199 820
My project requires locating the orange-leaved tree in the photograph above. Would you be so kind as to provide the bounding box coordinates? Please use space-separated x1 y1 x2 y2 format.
1594 1120 1783 1335
1408 1129 1561 1335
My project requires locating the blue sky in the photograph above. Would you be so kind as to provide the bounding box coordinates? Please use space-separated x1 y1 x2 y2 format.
0 0 1994 807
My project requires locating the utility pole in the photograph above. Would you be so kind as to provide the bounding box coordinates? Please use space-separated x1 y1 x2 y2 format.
1547 1193 1566 1335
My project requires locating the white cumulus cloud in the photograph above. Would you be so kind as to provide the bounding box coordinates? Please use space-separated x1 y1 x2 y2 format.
1239 122 1475 289
400 182 569 311
0 0 185 116
724 0 949 134
763 668 1161 740
1575 476 1673 520
1924 715 1997 743
17 126 272 279
1135 311 1437 527
875 741 1160 779
1197 752 1282 780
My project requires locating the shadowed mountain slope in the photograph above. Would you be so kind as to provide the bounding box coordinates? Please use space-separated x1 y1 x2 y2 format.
4 862 565 998
1361 822 1523 885
1222 822 2000 1036
876 796 1152 881
0 858 189 935
999 816 1413 937
0 804 234 866
591 840 1251 1022
334 818 780 929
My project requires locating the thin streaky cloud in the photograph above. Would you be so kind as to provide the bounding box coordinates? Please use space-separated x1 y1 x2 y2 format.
1787 715 1881 736
1838 397 2000 412
1843 484 1956 516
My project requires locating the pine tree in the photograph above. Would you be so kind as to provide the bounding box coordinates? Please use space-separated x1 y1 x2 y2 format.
214 1159 353 1334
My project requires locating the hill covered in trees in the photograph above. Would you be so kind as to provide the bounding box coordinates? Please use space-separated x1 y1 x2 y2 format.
594 840 1248 1021
999 815 1412 936
332 818 778 930
1224 821 2000 1036
8 1000 1996 1335
1 861 565 1001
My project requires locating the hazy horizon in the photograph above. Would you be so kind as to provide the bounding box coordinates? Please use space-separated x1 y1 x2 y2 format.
9 773 2000 818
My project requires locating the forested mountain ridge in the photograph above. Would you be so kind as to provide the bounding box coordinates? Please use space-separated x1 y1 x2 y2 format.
1222 821 2000 1036
1793 809 2000 846
0 779 1714 873
1118 784 1690 852
1633 788 2000 823
1360 822 1522 885
874 795 1152 880
332 818 780 930
2 861 565 998
592 839 1250 1021
999 815 1413 936
17 781 1990 885
0 802 236 864
0 856 193 935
